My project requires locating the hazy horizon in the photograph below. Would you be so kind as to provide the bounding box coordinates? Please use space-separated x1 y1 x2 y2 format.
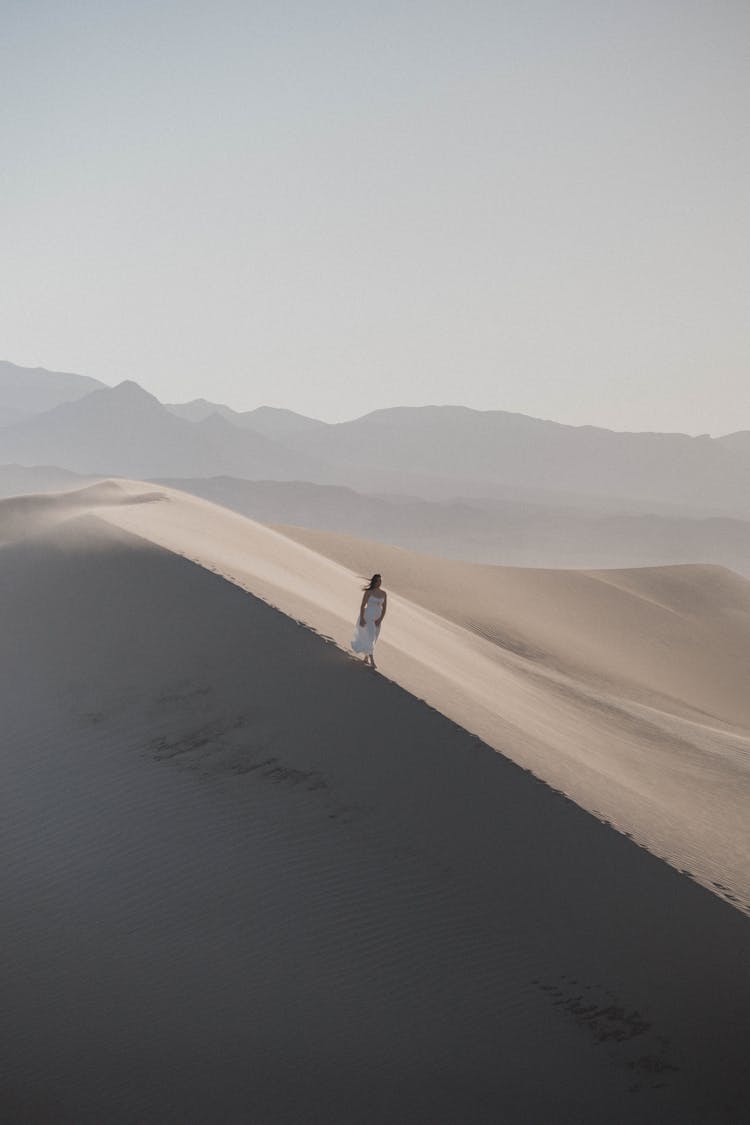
4 356 749 436
4 355 750 437
2 1 748 434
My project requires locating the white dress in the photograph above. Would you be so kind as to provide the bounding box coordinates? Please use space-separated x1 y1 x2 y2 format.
351 594 383 655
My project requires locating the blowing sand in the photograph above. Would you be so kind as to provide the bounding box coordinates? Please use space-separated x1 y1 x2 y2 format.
2 481 749 1123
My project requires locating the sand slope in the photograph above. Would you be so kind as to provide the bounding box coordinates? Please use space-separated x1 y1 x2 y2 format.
2 482 750 1123
280 526 750 729
68 481 750 916
0 480 160 543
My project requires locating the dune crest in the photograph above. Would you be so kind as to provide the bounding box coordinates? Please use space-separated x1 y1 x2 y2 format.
4 480 747 910
0 480 163 543
27 479 741 916
3 479 750 1120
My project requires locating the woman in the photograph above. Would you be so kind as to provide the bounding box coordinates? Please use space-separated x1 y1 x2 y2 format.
351 573 387 668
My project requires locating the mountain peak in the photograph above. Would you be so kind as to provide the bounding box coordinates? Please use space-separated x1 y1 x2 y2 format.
186 397 232 411
109 379 160 403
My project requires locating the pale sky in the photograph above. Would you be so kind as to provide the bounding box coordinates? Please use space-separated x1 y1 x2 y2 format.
1 1 748 432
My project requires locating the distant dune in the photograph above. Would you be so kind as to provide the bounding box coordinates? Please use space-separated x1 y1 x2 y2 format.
5 466 750 576
2 480 750 1122
0 463 98 498
154 473 750 575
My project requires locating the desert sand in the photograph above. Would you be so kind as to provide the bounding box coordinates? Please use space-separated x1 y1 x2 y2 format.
2 480 750 1123
98 483 750 912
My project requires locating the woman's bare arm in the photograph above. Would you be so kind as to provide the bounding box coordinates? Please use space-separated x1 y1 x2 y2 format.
359 592 368 626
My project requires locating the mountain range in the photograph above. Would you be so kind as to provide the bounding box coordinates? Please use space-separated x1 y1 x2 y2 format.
2 361 750 519
0 360 105 428
0 378 329 481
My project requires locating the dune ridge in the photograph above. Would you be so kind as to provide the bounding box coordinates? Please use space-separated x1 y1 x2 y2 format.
3 480 750 1121
0 480 163 544
47 479 748 914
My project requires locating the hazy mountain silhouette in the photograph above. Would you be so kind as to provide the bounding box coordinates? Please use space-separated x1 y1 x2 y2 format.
164 397 238 424
3 364 750 518
166 398 325 439
718 431 750 456
0 361 106 427
280 405 750 516
0 381 331 480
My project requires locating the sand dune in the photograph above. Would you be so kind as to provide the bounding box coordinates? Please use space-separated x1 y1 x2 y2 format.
275 526 750 905
0 463 98 498
3 481 750 1122
0 480 162 544
80 482 750 914
280 526 750 730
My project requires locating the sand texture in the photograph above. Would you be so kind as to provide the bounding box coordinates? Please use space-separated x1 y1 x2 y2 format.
96 483 750 912
2 481 749 1123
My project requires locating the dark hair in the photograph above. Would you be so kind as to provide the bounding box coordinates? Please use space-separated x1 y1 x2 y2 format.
362 573 381 591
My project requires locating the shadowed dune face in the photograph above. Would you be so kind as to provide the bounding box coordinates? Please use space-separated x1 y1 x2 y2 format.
2 509 750 1123
9 480 746 919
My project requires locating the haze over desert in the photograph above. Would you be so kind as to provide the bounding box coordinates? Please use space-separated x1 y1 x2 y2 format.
3 1 749 1120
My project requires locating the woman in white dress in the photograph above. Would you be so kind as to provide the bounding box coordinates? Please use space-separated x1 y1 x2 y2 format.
351 573 387 668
